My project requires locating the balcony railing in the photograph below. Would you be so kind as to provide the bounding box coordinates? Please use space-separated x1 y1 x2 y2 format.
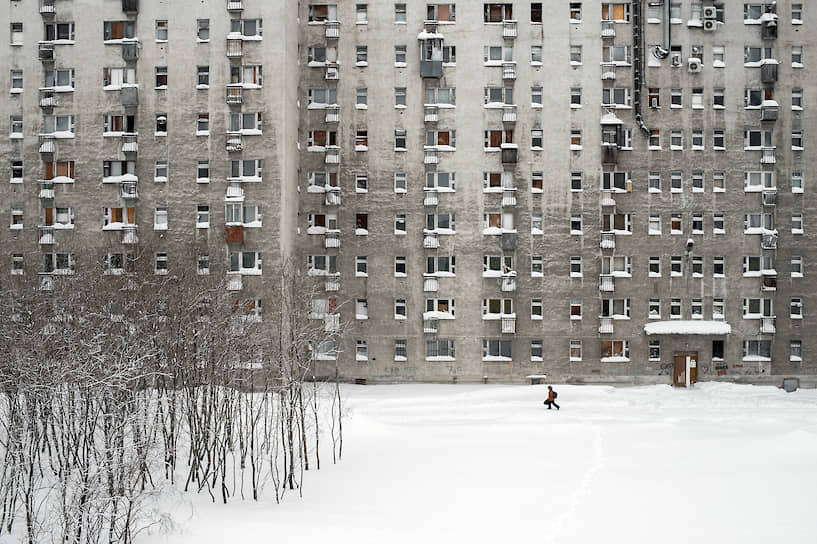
40 274 54 291
501 316 516 334
423 190 438 206
324 232 340 248
226 132 244 152
325 65 339 80
602 144 618 164
599 274 615 292
325 148 340 164
500 275 516 292
601 63 616 80
325 190 341 206
503 20 517 39
599 317 614 334
601 20 615 37
39 181 55 199
38 135 56 154
226 38 243 58
760 102 778 121
38 43 55 62
226 85 243 104
121 133 138 153
120 181 138 199
760 146 776 164
424 149 439 164
122 42 139 61
122 0 139 13
325 105 340 123
423 318 439 334
38 226 55 245
502 62 516 80
760 316 776 334
325 21 340 39
120 86 138 106
423 276 439 292
501 189 517 207
761 275 777 291
601 190 616 207
502 105 517 123
760 62 778 83
227 0 243 11
40 0 56 14
227 274 243 291
39 91 57 109
501 146 518 163
600 232 616 249
762 190 777 206
325 275 340 291
122 226 138 244
761 233 777 250
424 105 439 122
423 233 440 249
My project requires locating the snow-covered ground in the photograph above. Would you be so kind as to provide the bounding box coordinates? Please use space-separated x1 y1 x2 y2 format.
142 383 817 544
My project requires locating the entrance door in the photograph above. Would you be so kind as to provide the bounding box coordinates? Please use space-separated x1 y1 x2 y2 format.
673 352 698 387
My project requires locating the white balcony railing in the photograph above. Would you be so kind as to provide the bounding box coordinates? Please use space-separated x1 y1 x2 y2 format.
423 318 439 334
38 182 55 199
503 20 518 38
500 276 516 292
760 146 776 164
120 181 138 199
501 316 516 334
40 0 56 14
226 132 244 152
121 133 138 153
601 20 616 37
227 0 244 11
325 190 342 206
599 317 614 334
226 38 243 58
325 148 340 164
325 21 339 39
600 232 616 249
502 62 516 80
38 226 55 245
324 232 340 248
502 105 517 123
39 135 56 154
325 275 340 291
227 273 243 291
760 316 776 334
761 233 778 250
423 276 439 292
122 226 138 245
325 106 340 123
599 274 615 292
601 190 616 207
423 190 439 206
501 189 517 207
601 63 616 80
424 149 439 164
226 85 243 104
423 233 439 249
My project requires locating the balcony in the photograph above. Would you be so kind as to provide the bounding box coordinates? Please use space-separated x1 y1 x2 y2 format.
424 149 439 164
227 38 243 58
501 232 517 250
325 275 340 292
226 85 243 104
502 62 516 80
601 190 616 207
760 62 778 83
762 190 777 206
503 20 517 39
761 274 777 292
38 43 55 62
38 135 56 154
227 274 243 291
601 20 615 38
39 91 57 109
423 276 439 292
325 190 342 206
760 101 778 121
38 226 55 245
501 146 518 163
501 316 516 334
121 42 138 61
761 233 777 250
122 0 139 13
39 181 55 199
500 275 516 292
324 232 340 248
122 226 138 244
600 232 615 249
325 148 340 164
602 144 618 164
325 105 340 123
120 181 138 199
226 183 244 200
40 274 54 291
760 146 776 164
325 21 340 39
423 190 439 206
601 63 616 80
424 105 439 123
120 86 138 106
502 105 517 123
760 316 776 334
599 275 615 292
227 0 243 11
761 19 777 40
225 225 244 244
226 132 244 152
420 60 443 79
423 319 439 334
599 317 614 334
325 64 339 80
501 189 517 207
40 0 56 15
423 233 440 249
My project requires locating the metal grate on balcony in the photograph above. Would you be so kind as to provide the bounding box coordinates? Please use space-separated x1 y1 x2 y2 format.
500 276 516 292
503 20 517 39
325 21 340 39
502 62 516 80
39 91 57 109
501 189 517 207
324 233 340 248
226 132 244 152
423 276 439 292
40 0 56 15
325 148 340 164
760 146 776 164
424 149 439 164
325 106 340 123
226 85 243 104
227 274 243 291
38 135 56 154
325 275 340 292
424 105 439 123
423 190 439 206
502 105 517 123
601 190 616 207
600 232 616 249
39 181 55 199
325 190 342 205
227 0 243 11
121 133 138 153
38 226 55 245
598 317 614 334
599 275 615 292
120 181 138 199
423 233 439 249
226 38 243 58
601 20 615 37
122 226 138 245
760 316 776 334
501 316 516 334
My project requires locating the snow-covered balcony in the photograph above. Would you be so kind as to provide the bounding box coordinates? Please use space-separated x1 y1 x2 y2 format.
601 20 615 37
601 63 616 80
38 181 55 199
601 190 616 207
424 149 439 164
501 189 516 207
325 105 340 123
761 233 777 250
121 226 138 245
760 146 776 164
120 181 138 199
501 315 516 334
40 274 54 291
227 273 243 291
600 232 616 249
39 90 57 109
598 317 614 334
503 20 517 39
762 190 777 206
39 135 56 154
40 0 56 14
226 85 243 104
424 105 439 123
325 63 339 80
760 316 776 334
325 275 340 292
324 314 340 332
38 226 55 245
500 274 516 292
599 274 615 292
424 189 439 206
227 0 243 11
226 38 243 58
325 148 340 164
502 105 517 123
324 232 340 248
325 189 341 206
226 132 244 152
423 232 440 249
760 100 778 121
325 21 340 39
761 273 777 292
121 133 138 153
502 62 516 80
423 276 439 292
423 319 439 334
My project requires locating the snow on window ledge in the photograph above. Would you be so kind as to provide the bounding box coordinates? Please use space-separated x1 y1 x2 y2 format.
600 356 630 363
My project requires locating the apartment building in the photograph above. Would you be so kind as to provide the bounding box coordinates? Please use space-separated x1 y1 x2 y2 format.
2 1 815 385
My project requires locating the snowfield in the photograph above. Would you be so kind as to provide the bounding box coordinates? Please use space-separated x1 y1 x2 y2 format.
142 383 817 544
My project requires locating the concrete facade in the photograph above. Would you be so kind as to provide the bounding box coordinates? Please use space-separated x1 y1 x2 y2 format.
2 1 815 385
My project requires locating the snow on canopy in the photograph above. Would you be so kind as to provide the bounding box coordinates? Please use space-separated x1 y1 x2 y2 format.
644 320 732 335
417 31 444 40
600 112 623 125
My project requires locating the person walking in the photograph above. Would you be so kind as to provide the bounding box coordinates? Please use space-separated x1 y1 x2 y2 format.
544 385 560 410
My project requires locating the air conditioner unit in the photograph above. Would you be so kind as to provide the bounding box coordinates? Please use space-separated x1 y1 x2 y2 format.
703 19 717 31
650 97 659 109
703 6 717 19
688 58 702 73
670 53 682 67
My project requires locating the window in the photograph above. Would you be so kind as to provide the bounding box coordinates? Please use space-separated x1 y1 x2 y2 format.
356 46 368 66
8 115 22 138
649 129 660 148
154 160 168 183
43 115 74 136
10 254 23 276
531 129 543 149
195 113 209 135
484 46 513 64
307 88 338 107
195 66 210 88
602 3 631 22
395 87 407 108
570 256 582 277
356 340 368 361
649 340 661 361
196 160 210 183
231 65 263 87
529 45 543 64
426 298 455 317
790 340 802 362
570 299 582 320
197 19 210 41
646 171 660 193
426 171 456 191
600 340 629 360
102 67 136 88
156 20 168 42
230 18 263 38
569 45 582 65
669 1 682 21
428 4 456 21
395 130 408 150
692 213 704 235
355 87 368 108
155 114 167 135
103 21 134 41
426 339 455 360
792 88 803 111
151 252 167 275
230 159 263 180
792 46 803 68
792 4 803 24
394 256 407 277
307 255 337 276
10 70 22 92
531 255 543 277
570 129 582 149
10 208 23 229
691 256 703 277
570 2 582 22
671 256 682 277
43 253 75 275
713 298 725 320
570 214 583 235
743 340 771 360
10 22 23 45
426 130 456 148
531 298 543 320
394 213 407 234
394 299 407 320
484 3 513 22
713 130 725 150
10 160 23 184
670 298 682 319
603 171 630 192
792 130 804 150
395 45 407 66
356 4 368 23
791 298 803 319
393 172 407 193
229 112 262 133
483 339 512 360
395 4 407 23
531 2 543 23
649 299 661 319
713 257 725 278
792 213 803 234
744 46 774 65
356 213 369 234
742 298 773 318
530 340 543 361
196 205 209 229
356 299 368 320
602 213 632 233
791 256 803 278
154 206 168 230
312 340 337 361
425 87 456 106
394 339 407 361
570 171 582 191
484 86 514 105
44 68 74 89
530 212 543 234
602 88 632 108
671 130 683 150
568 87 582 108
648 214 661 235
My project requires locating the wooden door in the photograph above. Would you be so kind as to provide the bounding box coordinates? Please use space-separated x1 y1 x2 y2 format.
673 354 686 387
